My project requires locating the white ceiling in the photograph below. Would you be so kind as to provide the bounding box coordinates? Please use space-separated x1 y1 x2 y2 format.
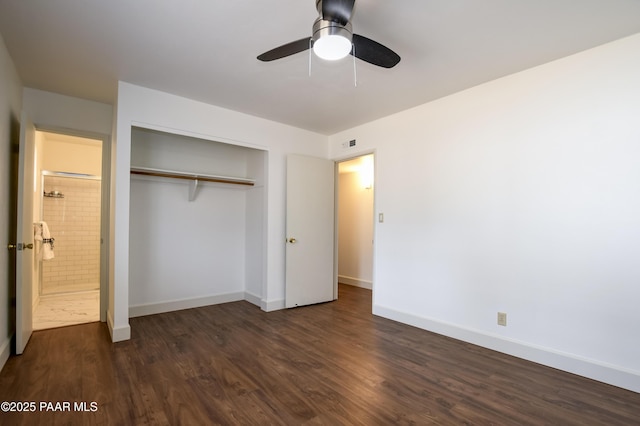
1 0 640 135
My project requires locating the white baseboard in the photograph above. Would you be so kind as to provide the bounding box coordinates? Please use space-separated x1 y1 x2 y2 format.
246 292 286 312
261 298 285 312
338 275 372 290
107 310 131 342
0 335 12 373
129 291 245 318
244 291 261 307
374 304 640 393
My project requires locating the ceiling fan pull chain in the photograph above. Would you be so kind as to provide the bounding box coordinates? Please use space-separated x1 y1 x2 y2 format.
352 43 357 87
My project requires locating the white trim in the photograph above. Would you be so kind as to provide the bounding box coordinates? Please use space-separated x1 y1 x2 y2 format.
261 298 285 312
374 304 640 393
130 121 269 153
129 292 244 318
0 335 12 372
244 291 261 308
107 310 131 342
338 275 372 290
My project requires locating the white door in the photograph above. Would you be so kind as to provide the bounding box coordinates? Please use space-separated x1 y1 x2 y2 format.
285 154 335 308
15 112 36 354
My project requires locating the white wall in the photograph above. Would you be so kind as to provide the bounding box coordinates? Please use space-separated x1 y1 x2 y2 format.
0 34 22 371
245 149 267 304
329 34 640 392
112 82 327 341
129 176 248 310
22 88 112 136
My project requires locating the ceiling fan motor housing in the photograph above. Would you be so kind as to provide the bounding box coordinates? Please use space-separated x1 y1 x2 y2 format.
312 18 353 45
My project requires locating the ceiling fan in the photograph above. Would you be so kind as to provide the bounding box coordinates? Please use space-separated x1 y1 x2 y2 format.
257 0 400 68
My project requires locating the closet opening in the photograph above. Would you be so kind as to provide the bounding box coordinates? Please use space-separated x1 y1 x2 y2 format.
32 129 109 330
336 154 375 297
128 127 267 317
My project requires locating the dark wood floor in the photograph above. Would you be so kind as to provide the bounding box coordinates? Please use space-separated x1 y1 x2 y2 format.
0 284 638 425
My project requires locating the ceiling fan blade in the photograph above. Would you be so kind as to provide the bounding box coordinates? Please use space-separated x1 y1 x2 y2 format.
351 34 401 68
319 0 355 25
257 38 311 62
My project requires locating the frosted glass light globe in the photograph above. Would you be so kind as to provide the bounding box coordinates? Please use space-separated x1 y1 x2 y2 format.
313 35 352 61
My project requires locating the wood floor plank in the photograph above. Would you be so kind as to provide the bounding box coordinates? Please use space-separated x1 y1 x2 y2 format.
0 284 638 425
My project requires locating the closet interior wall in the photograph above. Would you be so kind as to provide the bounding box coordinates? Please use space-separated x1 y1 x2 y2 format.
128 127 266 313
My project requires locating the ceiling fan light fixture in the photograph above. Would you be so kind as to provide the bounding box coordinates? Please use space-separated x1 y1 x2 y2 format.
313 35 352 60
312 19 352 61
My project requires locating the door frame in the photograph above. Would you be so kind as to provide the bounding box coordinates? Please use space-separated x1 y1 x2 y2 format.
334 151 376 301
33 125 111 323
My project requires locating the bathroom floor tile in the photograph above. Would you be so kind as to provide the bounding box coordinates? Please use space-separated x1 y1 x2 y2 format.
33 290 100 330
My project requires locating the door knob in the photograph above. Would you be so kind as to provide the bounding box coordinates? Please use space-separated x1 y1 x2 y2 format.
288 238 297 244
24 243 34 250
7 244 17 250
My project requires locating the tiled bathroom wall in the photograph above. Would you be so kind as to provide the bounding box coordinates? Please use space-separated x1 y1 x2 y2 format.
41 175 101 294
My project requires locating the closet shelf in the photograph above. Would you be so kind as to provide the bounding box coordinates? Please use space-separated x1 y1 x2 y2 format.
130 166 255 186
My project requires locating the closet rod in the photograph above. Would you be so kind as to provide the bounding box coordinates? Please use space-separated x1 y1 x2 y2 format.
130 167 254 186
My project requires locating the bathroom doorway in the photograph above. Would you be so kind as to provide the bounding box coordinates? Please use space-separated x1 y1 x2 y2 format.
32 130 104 330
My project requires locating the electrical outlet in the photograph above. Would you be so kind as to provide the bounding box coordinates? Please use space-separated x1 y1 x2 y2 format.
497 312 507 326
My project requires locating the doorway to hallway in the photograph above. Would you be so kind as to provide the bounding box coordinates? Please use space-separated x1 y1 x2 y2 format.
337 154 375 291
